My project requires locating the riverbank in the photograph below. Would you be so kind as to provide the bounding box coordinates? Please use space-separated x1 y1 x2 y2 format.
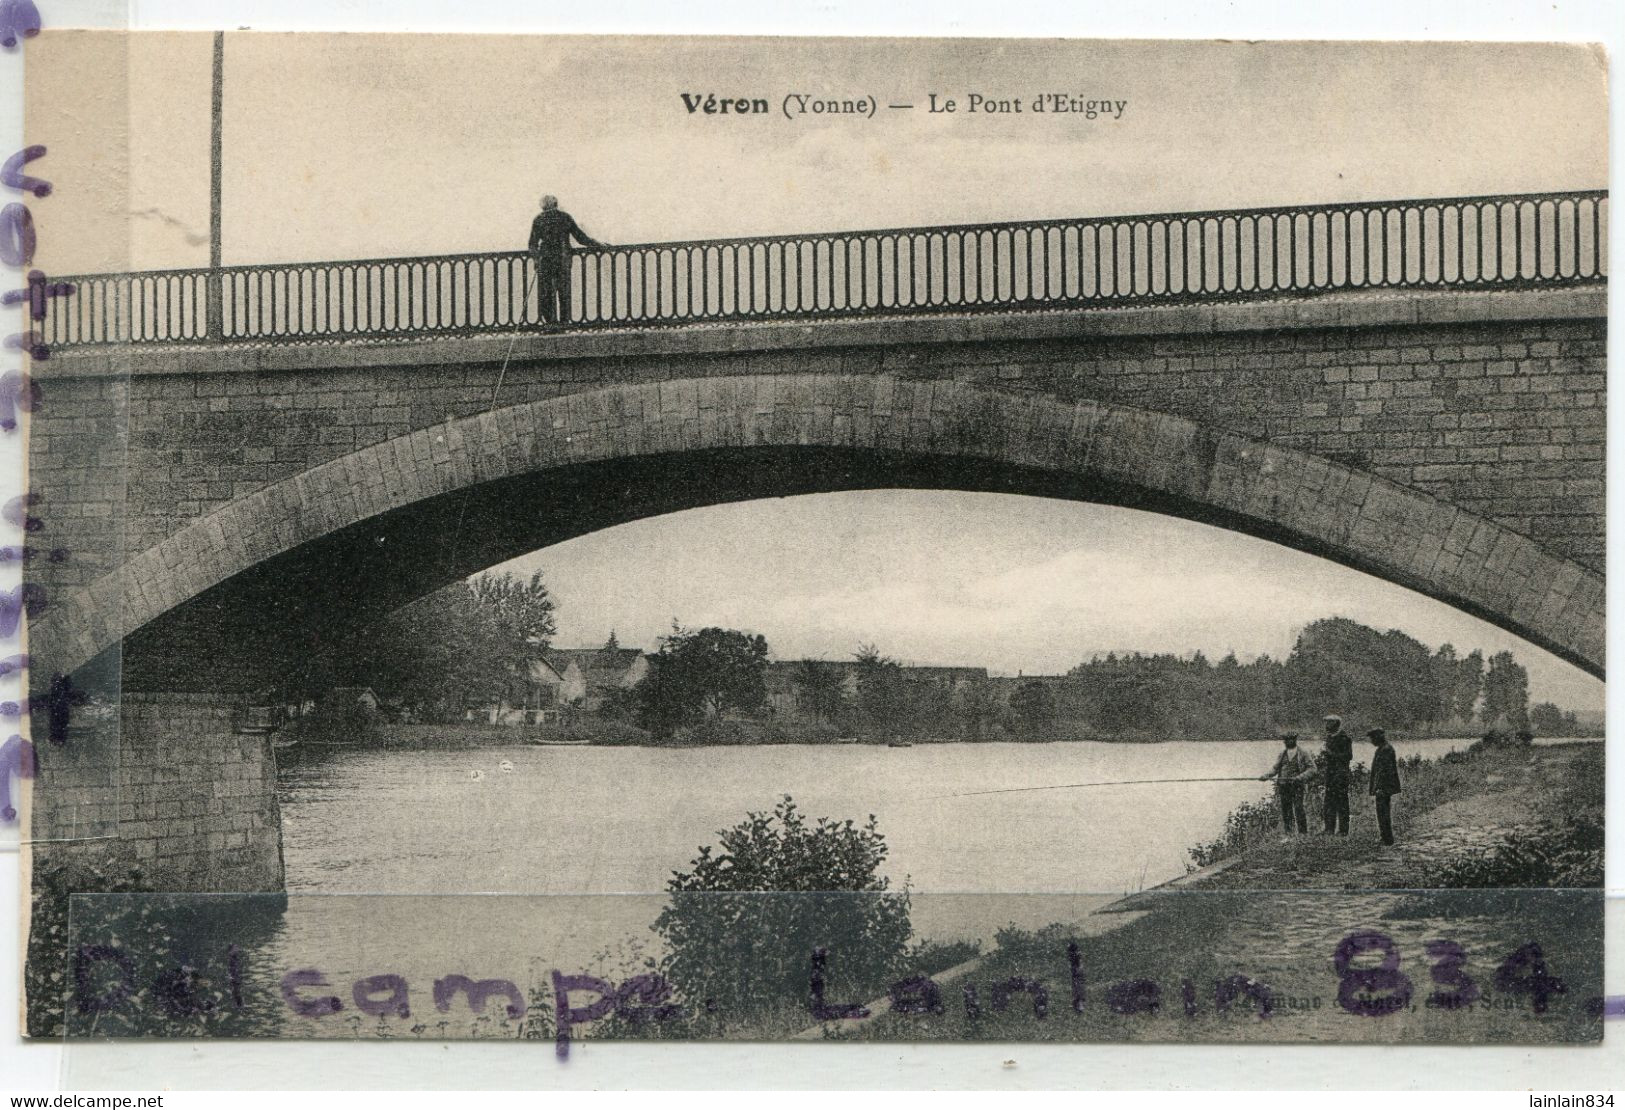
274 720 1600 752
840 740 1604 1044
277 718 648 751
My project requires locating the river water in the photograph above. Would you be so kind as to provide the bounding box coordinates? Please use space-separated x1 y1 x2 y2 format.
235 737 1484 1024
281 738 1485 897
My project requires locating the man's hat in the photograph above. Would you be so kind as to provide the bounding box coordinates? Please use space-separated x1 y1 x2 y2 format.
1367 728 1386 741
1323 714 1342 723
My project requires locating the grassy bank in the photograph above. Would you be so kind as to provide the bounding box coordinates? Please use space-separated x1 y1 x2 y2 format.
836 741 1604 1044
279 717 650 750
275 721 1583 750
1190 739 1602 885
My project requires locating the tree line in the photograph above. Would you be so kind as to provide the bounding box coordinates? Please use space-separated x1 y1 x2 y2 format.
275 568 1586 743
273 570 557 723
614 617 1573 743
1049 617 1549 741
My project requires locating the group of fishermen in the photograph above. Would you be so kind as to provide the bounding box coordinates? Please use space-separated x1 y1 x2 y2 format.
1260 715 1403 846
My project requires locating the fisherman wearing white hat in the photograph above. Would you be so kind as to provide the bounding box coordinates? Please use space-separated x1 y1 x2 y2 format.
1320 714 1354 836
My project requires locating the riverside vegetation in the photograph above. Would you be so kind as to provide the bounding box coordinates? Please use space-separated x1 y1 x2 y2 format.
277 570 1592 747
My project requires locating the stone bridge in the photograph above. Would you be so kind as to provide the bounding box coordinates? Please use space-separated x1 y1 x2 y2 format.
19 192 1609 891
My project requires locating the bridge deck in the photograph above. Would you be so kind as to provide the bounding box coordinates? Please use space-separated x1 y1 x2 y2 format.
34 190 1608 352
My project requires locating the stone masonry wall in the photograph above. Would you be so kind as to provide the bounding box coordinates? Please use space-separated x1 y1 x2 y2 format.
897 317 1607 572
27 308 1604 622
31 693 284 892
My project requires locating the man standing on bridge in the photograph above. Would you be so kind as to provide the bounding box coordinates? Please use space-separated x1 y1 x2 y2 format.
1319 713 1354 836
529 195 608 326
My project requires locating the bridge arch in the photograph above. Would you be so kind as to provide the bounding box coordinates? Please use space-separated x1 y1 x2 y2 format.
31 374 1605 688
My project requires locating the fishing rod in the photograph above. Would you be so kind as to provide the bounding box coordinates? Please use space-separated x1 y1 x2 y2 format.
947 775 1263 799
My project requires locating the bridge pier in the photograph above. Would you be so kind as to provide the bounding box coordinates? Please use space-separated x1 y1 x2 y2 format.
30 692 285 894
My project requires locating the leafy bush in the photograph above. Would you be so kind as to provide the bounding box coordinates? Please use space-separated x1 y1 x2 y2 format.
1419 815 1604 889
675 718 844 746
906 937 983 977
1469 728 1532 753
653 796 911 1028
25 844 149 1037
539 717 650 746
27 847 289 1039
991 922 1077 964
1187 792 1281 869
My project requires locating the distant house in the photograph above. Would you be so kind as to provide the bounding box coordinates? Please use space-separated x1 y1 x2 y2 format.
465 657 571 726
899 665 988 690
325 686 379 712
461 646 653 726
765 660 990 721
543 646 651 712
525 656 569 708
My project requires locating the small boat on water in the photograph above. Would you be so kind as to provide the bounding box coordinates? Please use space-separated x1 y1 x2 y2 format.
528 738 591 747
834 737 860 745
887 741 913 748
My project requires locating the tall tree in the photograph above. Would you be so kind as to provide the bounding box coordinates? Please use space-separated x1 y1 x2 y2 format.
471 569 558 646
639 625 769 735
1430 644 1460 725
1009 681 1057 733
1480 650 1530 730
358 583 530 721
296 572 559 723
1283 618 1437 728
1528 701 1565 736
1454 649 1485 723
852 644 909 738
954 678 999 742
792 661 847 724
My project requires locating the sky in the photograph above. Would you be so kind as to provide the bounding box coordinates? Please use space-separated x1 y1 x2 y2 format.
24 33 1609 710
29 35 1608 272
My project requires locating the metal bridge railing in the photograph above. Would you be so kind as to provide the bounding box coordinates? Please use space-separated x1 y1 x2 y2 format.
37 190 1609 350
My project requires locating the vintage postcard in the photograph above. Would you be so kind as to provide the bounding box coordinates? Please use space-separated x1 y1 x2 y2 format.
9 31 1610 1051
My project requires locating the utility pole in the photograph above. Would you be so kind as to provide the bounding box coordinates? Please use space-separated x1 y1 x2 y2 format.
206 30 224 340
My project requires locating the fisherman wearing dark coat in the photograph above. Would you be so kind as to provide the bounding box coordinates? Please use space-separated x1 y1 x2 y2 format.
528 195 607 325
1367 728 1402 845
1320 713 1354 836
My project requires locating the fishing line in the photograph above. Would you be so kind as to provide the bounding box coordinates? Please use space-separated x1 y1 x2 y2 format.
946 775 1262 799
442 260 540 578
